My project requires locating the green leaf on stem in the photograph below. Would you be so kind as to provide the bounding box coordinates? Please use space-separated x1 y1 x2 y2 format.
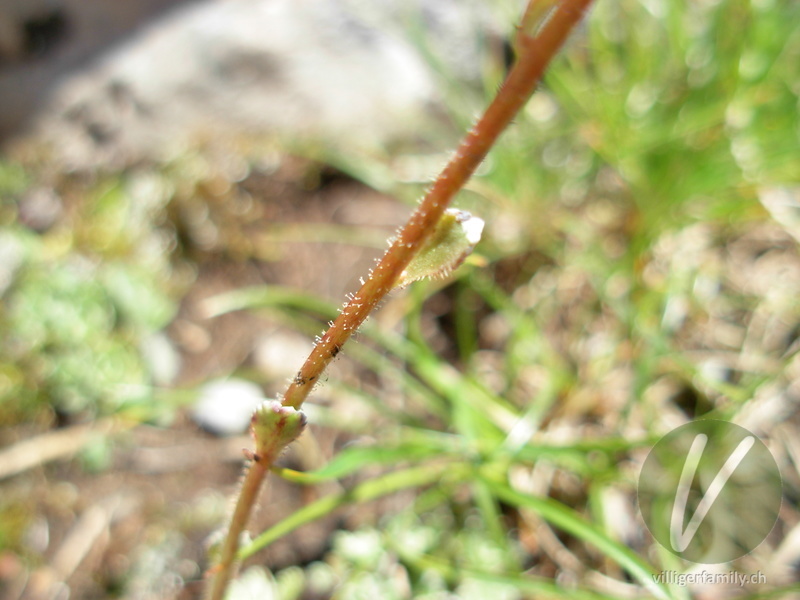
396 209 484 288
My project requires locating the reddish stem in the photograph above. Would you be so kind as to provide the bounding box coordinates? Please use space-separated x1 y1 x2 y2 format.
207 459 268 600
207 1 594 597
282 0 594 410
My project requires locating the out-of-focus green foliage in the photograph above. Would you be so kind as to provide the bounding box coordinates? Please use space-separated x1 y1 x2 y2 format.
0 168 177 425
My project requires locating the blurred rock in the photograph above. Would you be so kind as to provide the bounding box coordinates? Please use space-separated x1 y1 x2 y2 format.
0 230 28 296
254 329 313 383
191 377 265 436
4 0 502 170
140 332 181 386
0 0 196 138
18 186 63 232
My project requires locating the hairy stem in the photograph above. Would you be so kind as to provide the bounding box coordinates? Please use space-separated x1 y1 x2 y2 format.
206 1 594 597
282 0 593 410
207 459 268 600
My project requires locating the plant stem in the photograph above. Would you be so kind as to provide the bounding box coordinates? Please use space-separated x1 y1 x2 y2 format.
207 459 268 600
281 0 593 410
206 1 594 597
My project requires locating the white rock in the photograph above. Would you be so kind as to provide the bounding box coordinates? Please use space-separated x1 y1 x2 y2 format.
41 0 440 168
254 330 313 381
192 377 265 436
140 332 181 386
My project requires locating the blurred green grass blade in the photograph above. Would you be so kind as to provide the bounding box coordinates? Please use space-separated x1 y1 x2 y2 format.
202 285 335 319
453 281 481 362
471 477 516 567
512 436 654 477
404 336 519 441
517 437 655 456
239 462 468 561
272 437 458 484
256 222 390 248
395 552 621 600
484 478 672 600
